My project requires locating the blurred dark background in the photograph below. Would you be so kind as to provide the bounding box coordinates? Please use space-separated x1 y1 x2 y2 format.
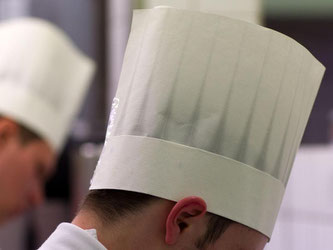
265 19 333 144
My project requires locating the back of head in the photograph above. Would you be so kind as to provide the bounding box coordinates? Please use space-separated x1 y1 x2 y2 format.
0 18 95 152
81 189 236 249
89 6 324 245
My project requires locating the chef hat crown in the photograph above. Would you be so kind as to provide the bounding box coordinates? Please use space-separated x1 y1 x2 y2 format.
0 17 95 151
90 8 325 237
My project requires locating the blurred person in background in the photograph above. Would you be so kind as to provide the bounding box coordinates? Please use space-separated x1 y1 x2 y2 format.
40 7 324 250
0 17 95 225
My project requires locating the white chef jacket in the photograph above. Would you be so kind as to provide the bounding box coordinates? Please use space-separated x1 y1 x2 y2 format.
38 223 106 250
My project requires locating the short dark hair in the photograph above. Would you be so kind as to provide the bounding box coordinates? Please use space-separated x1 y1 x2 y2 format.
82 189 232 249
0 115 41 144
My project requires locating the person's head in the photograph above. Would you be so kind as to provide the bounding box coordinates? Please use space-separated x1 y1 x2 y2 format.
0 117 56 223
0 17 95 223
89 7 324 248
73 189 268 250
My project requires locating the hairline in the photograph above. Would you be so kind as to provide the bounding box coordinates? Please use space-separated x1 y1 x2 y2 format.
82 189 233 248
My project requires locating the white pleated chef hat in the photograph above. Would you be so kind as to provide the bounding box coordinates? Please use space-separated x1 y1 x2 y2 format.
0 17 95 152
90 7 325 238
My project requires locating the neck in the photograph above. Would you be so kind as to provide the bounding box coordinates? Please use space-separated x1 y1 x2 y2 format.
72 201 173 249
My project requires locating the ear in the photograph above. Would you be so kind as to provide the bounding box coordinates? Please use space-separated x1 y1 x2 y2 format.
165 196 207 245
0 118 18 147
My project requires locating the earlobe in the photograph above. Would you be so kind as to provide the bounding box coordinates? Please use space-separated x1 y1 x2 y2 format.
165 196 207 245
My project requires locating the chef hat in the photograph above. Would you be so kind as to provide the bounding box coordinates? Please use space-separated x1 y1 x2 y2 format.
90 7 325 238
0 18 95 152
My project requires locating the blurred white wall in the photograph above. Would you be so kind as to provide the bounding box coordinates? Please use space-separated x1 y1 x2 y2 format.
267 146 333 250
